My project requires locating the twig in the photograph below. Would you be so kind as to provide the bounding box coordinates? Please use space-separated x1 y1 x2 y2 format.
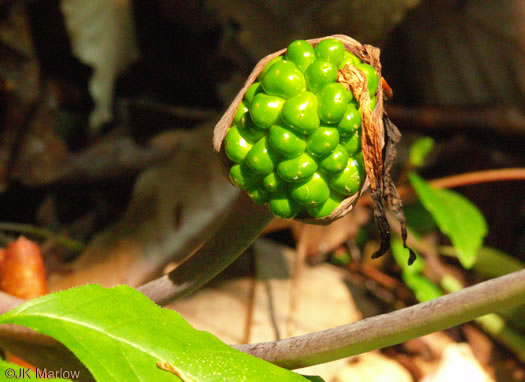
387 105 525 138
424 168 525 189
0 222 85 252
50 135 181 186
243 253 257 344
286 225 310 337
233 268 525 369
359 168 525 206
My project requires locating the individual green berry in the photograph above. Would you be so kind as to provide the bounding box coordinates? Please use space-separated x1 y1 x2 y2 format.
245 136 280 175
318 144 349 174
239 113 266 142
355 63 379 96
306 192 345 218
318 83 351 124
340 128 361 155
314 38 345 67
339 50 360 69
337 102 361 136
306 126 339 158
234 101 249 124
250 93 284 129
244 82 263 105
277 152 317 182
225 125 253 163
304 58 337 93
329 157 364 195
269 191 302 219
268 124 305 158
262 60 306 99
286 40 316 72
289 172 330 207
281 91 320 135
230 162 262 190
259 56 284 81
262 171 286 193
247 184 271 205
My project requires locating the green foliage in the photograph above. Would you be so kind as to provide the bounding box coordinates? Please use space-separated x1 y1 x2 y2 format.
403 201 437 234
391 237 442 302
391 238 424 275
0 285 310 382
303 376 326 382
409 173 487 269
409 137 434 167
0 360 70 381
402 273 443 302
329 251 351 266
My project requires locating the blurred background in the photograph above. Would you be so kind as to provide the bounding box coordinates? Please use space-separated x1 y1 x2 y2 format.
1 0 525 381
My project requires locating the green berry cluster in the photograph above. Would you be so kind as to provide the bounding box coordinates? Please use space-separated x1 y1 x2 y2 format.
225 38 379 219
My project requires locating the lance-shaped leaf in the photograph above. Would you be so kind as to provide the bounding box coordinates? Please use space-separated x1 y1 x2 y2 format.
409 173 488 269
0 285 309 381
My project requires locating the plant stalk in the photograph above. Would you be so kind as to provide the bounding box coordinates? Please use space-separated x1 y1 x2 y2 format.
139 191 274 305
233 268 525 369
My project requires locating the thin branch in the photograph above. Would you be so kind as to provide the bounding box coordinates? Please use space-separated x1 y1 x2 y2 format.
387 105 525 138
0 222 85 252
424 168 525 189
233 268 525 369
359 168 525 206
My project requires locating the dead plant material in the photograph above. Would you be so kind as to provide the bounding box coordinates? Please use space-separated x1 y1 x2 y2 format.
0 236 48 299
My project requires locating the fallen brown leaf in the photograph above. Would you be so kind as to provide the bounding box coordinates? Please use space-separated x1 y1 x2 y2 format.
49 125 238 290
334 351 412 382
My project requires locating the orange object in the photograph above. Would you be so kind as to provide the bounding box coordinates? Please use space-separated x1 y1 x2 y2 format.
0 236 48 299
0 236 48 370
381 77 393 100
5 353 36 373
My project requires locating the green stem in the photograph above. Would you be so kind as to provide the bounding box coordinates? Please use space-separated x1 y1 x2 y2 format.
476 314 525 362
439 245 523 279
233 268 525 369
139 191 274 305
0 223 85 252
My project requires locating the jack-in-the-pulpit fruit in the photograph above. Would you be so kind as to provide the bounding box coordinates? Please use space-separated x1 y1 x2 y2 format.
225 38 378 219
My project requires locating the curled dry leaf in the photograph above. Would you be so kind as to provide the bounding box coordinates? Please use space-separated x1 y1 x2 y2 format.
0 236 48 299
213 34 414 261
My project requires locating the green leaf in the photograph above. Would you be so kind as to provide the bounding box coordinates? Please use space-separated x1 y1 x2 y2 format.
402 273 443 302
409 173 488 269
404 201 437 234
409 137 434 167
0 285 308 382
390 237 424 274
302 376 326 382
0 360 71 381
